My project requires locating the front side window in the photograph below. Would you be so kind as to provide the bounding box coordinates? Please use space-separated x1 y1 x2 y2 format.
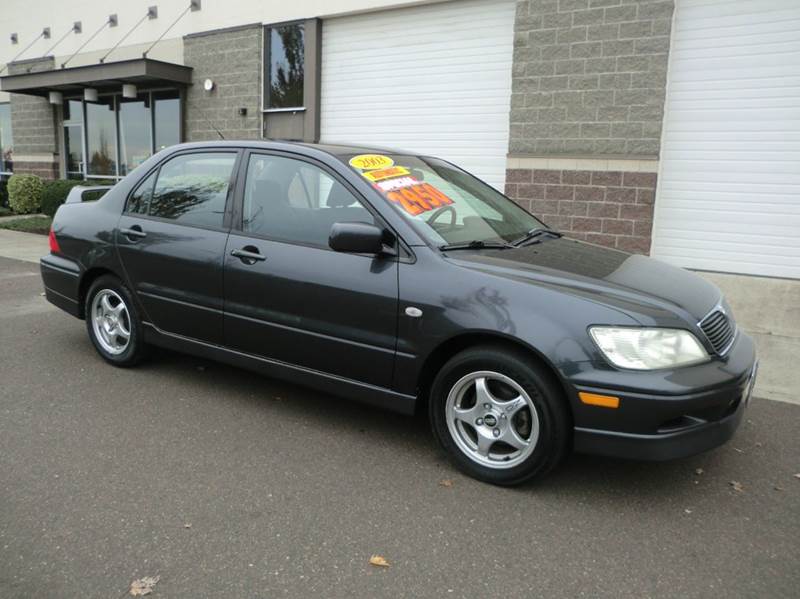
126 170 157 215
149 153 236 228
345 154 545 246
242 154 374 246
265 23 304 109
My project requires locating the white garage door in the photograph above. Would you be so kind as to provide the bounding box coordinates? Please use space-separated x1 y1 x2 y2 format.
320 0 515 190
651 0 800 279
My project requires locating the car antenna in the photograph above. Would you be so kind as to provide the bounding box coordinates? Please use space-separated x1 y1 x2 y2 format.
200 110 226 140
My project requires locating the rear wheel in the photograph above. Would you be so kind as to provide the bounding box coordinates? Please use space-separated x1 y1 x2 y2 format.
85 275 147 367
429 346 570 485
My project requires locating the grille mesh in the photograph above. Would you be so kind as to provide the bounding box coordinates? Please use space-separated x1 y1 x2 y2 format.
700 310 735 354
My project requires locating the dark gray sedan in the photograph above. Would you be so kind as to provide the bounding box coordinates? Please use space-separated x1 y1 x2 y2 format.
40 141 758 485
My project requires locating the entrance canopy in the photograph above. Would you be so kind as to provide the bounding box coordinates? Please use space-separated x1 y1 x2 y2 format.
0 58 192 97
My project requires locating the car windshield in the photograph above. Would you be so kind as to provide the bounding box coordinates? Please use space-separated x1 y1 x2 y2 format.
345 153 546 246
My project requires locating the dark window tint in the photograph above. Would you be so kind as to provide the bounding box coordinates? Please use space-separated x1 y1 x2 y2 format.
243 154 374 246
149 153 236 228
266 23 304 109
127 170 157 214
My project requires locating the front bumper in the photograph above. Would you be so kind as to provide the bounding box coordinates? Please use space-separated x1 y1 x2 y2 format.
569 332 758 461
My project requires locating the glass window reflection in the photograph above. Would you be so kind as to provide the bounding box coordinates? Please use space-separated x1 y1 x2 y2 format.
86 97 118 177
267 23 304 109
119 94 152 176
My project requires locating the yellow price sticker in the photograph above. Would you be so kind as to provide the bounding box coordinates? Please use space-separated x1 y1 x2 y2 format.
349 154 394 170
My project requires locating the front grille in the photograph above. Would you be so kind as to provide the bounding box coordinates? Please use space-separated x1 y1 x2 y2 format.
699 309 735 354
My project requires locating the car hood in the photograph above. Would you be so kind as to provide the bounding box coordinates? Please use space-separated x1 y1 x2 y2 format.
445 238 721 323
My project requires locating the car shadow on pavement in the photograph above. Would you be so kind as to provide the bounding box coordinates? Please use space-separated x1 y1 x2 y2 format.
133 344 759 499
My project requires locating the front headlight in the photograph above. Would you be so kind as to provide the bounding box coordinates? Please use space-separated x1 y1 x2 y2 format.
589 326 709 370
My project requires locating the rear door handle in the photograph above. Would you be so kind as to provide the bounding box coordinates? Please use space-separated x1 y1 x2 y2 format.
121 226 147 240
231 247 266 264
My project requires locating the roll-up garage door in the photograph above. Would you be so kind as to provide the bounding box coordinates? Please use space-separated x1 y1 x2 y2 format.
651 0 800 279
320 0 515 191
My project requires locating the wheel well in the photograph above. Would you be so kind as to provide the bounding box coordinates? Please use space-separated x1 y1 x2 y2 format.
77 267 117 318
415 333 572 417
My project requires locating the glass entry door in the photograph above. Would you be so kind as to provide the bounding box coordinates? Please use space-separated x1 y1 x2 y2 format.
64 123 85 179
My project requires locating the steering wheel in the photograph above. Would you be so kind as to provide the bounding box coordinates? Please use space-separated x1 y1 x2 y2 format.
426 204 457 228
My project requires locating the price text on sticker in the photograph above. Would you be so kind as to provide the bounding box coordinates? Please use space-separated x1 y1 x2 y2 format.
386 183 454 216
349 154 394 170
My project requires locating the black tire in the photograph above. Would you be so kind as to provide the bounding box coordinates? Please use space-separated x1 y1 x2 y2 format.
429 345 571 486
84 275 148 367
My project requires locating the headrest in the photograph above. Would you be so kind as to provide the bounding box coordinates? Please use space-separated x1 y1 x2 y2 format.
326 183 356 208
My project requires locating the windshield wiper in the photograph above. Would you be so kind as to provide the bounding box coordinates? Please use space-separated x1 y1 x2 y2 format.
439 240 514 251
511 227 563 247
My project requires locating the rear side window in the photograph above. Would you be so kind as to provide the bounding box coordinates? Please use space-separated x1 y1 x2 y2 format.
148 152 236 228
127 172 156 214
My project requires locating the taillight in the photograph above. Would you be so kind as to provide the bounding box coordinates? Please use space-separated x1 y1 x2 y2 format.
48 227 61 254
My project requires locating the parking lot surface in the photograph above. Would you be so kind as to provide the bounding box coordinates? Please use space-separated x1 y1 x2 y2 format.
1 255 799 598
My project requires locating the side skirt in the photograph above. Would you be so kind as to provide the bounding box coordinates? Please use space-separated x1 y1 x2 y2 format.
142 322 417 416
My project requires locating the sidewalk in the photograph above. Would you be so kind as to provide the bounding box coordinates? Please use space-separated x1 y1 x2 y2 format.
0 229 48 264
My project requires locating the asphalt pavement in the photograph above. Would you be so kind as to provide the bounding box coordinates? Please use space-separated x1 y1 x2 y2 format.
1 255 798 598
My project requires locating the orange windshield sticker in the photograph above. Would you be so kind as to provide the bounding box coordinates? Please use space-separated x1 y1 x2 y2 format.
362 166 410 182
349 154 394 170
386 183 454 216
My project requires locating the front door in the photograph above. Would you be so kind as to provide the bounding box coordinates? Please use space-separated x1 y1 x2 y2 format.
116 150 240 345
223 151 399 388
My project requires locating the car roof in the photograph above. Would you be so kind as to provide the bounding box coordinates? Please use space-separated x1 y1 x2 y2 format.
167 139 413 160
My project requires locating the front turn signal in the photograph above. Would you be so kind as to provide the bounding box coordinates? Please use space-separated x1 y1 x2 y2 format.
579 392 620 409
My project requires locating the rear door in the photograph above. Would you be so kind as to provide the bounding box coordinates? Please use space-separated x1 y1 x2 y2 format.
222 150 399 388
116 150 240 345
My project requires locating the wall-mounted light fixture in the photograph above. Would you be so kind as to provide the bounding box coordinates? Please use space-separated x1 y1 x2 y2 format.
43 28 51 39
73 22 82 34
191 0 202 11
11 33 18 44
84 88 98 102
109 14 118 27
203 78 215 92
148 6 158 19
122 84 137 98
49 91 63 104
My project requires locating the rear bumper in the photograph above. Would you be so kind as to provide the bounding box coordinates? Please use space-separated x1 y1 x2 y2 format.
40 254 81 318
570 333 758 461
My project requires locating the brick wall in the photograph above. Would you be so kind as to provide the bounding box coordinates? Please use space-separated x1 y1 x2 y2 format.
8 57 59 180
184 25 262 141
510 0 673 156
505 167 656 253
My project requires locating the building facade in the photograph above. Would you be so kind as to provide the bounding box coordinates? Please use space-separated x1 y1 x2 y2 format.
1 0 798 285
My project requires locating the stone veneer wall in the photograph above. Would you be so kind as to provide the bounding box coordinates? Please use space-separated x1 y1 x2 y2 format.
184 24 263 141
508 0 674 253
8 57 59 180
505 166 656 253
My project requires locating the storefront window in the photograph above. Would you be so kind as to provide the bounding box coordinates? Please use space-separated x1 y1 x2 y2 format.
63 90 182 179
0 103 12 175
153 90 180 152
86 97 118 177
265 23 304 109
119 94 152 175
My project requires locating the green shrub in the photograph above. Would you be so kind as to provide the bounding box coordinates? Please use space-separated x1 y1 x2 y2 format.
41 179 85 217
0 179 8 208
7 174 44 214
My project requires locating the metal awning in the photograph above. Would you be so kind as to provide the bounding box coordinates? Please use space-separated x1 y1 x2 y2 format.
0 58 192 97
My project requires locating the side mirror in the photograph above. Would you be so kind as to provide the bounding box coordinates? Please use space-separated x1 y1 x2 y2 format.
329 222 392 255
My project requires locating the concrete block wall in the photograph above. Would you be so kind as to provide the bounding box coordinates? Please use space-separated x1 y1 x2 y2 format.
8 57 59 179
184 24 263 142
509 0 674 253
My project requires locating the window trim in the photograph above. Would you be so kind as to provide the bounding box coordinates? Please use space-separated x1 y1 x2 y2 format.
123 148 243 233
231 149 399 254
262 20 306 112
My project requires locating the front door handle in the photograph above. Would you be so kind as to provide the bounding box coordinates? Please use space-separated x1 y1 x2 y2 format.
231 246 266 264
121 225 147 240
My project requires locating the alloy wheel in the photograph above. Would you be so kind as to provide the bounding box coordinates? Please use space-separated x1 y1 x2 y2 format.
91 289 131 355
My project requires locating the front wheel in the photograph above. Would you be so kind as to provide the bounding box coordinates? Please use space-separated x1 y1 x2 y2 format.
429 346 571 486
85 275 147 367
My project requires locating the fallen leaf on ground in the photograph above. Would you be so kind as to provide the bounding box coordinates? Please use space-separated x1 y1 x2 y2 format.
184 523 191 529
694 468 704 475
439 479 454 488
794 473 800 480
684 508 692 514
130 575 160 596
729 481 744 493
369 555 390 568
734 448 744 453
774 485 784 491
